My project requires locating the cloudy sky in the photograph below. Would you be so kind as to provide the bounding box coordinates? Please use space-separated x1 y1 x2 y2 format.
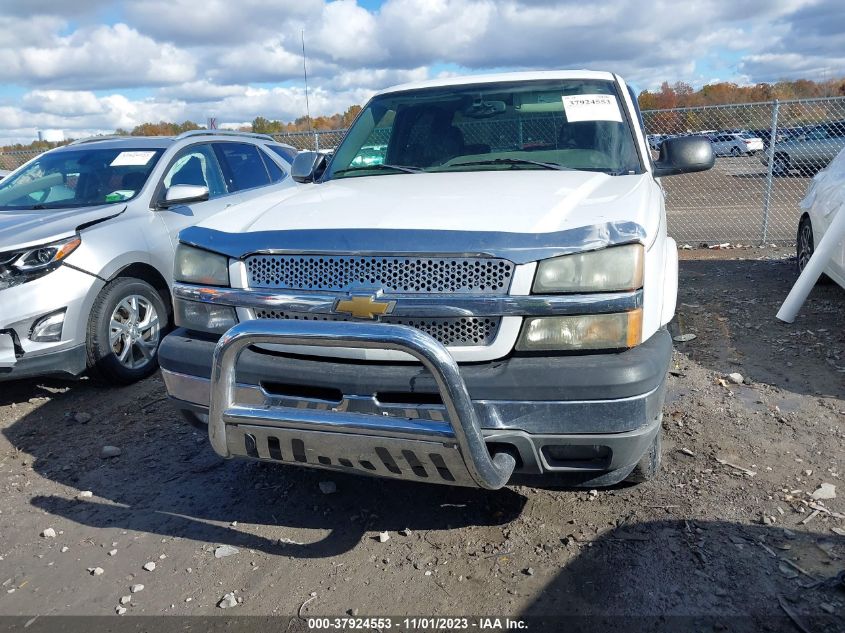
0 0 842 144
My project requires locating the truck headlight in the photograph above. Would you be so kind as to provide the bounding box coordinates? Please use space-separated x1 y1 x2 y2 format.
516 309 642 351
533 244 644 293
175 300 238 334
174 244 229 286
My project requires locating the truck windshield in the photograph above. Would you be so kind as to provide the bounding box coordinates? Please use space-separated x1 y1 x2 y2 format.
0 147 163 211
325 79 642 180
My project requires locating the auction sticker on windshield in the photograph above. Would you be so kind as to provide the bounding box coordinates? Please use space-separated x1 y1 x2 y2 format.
561 94 622 123
110 151 156 167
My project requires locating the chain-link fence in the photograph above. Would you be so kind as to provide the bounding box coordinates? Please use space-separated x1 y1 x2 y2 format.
642 96 845 245
0 149 41 172
4 97 845 245
272 129 348 151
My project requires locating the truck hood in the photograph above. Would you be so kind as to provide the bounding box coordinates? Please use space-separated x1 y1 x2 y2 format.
0 204 126 252
184 171 661 261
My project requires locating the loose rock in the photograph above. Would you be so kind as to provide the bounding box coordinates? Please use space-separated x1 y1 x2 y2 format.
119 595 131 605
100 446 122 458
116 607 126 615
88 567 104 576
108 549 117 556
218 592 238 609
41 528 56 538
76 491 93 499
142 562 156 572
524 567 535 576
60 546 69 553
378 531 390 543
726 372 744 385
214 545 239 559
130 584 144 593
673 333 697 343
319 481 337 495
811 483 836 500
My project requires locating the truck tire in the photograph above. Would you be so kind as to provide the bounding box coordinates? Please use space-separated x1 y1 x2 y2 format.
772 153 790 176
86 277 169 385
624 429 662 484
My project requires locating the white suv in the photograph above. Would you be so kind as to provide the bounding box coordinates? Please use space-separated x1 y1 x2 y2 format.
0 131 297 383
160 71 714 489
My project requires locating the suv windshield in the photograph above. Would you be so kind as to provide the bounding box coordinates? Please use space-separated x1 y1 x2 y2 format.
325 79 642 180
0 147 164 211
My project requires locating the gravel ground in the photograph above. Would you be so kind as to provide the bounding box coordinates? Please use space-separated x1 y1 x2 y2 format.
0 249 842 632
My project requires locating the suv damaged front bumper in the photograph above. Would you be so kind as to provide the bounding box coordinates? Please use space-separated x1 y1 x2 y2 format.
160 322 670 488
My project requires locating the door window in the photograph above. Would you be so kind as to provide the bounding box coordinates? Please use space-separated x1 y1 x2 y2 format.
214 143 271 192
161 144 227 198
260 150 288 183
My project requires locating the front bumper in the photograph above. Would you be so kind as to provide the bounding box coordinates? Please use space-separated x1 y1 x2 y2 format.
160 324 670 488
0 265 102 381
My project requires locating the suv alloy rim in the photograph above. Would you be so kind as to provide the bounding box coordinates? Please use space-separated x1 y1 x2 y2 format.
798 222 814 272
109 295 160 369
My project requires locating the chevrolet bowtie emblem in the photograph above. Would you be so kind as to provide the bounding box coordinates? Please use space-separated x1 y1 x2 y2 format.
334 294 394 320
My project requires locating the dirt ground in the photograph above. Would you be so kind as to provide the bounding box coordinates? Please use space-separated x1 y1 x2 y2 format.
0 248 843 632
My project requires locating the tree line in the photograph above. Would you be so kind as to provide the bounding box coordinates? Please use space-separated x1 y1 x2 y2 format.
637 77 845 111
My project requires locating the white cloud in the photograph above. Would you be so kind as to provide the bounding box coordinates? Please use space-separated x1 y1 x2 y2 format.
0 23 196 89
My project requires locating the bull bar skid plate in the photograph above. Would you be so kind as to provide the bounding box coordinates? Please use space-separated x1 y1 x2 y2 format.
209 320 517 489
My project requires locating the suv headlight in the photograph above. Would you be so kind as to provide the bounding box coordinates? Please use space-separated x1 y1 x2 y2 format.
533 244 644 294
174 244 229 286
0 235 81 289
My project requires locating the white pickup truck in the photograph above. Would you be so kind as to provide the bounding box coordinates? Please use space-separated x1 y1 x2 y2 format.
159 71 713 489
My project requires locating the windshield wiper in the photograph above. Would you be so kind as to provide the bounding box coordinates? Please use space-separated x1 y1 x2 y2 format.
444 158 574 171
333 163 424 176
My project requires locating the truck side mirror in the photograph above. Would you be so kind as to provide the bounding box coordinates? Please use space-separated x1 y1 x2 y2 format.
653 136 715 177
291 151 328 183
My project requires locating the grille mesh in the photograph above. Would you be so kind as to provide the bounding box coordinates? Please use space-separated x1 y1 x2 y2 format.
245 255 514 294
253 309 500 347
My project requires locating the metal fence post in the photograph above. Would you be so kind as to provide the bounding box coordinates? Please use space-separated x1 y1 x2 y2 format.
761 99 780 244
314 131 320 152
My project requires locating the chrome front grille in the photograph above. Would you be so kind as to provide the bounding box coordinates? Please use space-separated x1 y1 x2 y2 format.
253 309 501 347
245 255 514 295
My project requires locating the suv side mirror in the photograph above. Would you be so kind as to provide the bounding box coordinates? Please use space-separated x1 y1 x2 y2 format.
653 136 715 178
291 151 327 183
158 184 209 208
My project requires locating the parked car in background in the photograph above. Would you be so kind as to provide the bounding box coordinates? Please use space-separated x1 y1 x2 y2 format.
709 132 764 156
762 121 845 176
796 147 845 288
0 131 297 383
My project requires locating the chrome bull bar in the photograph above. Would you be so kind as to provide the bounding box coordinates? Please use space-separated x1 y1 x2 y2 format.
209 320 517 489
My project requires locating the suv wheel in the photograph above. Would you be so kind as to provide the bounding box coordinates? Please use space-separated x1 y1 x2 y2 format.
86 277 169 384
624 429 662 484
797 216 832 284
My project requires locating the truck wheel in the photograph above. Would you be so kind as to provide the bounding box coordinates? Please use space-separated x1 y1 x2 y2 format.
181 410 209 429
772 154 790 176
86 277 169 385
624 429 662 484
